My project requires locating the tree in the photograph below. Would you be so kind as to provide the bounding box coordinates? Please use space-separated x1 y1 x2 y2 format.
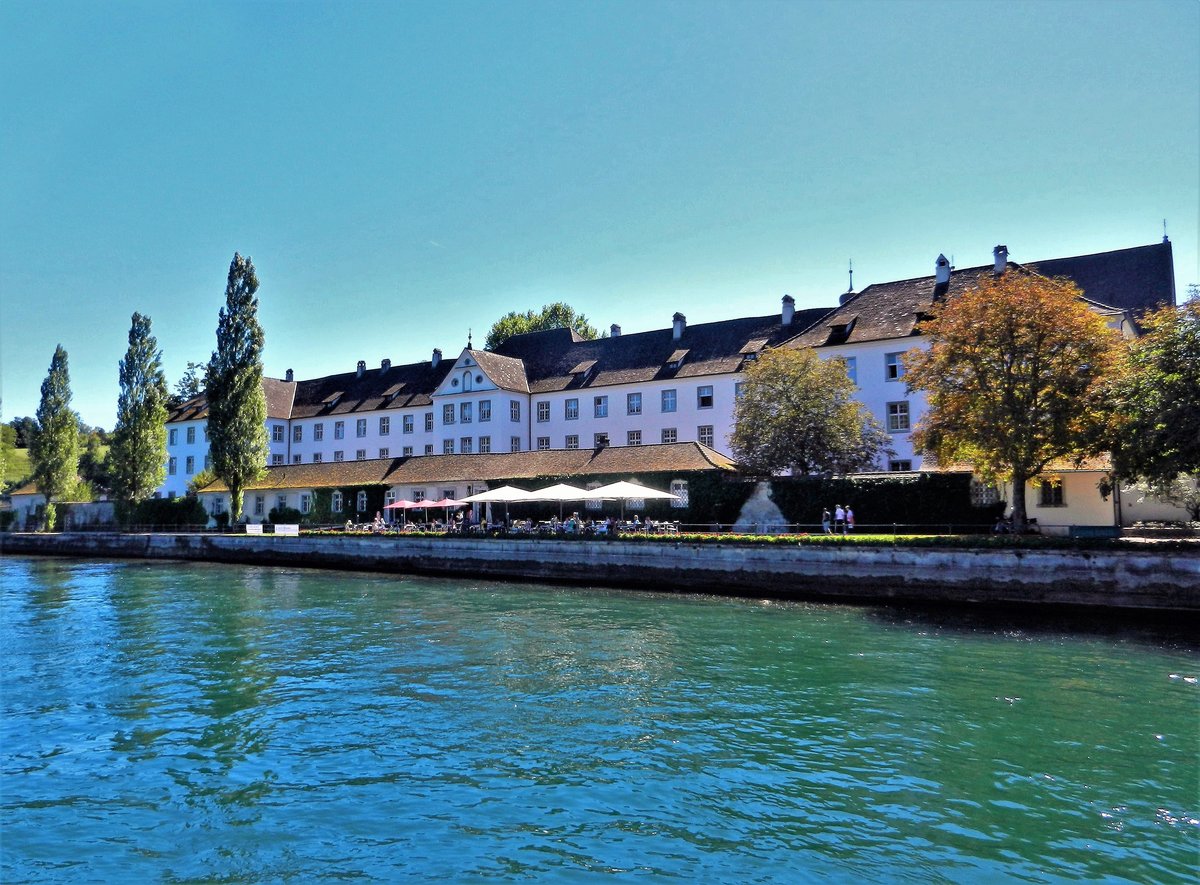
30 345 80 531
170 360 206 406
904 271 1125 531
205 253 268 521
8 416 37 448
730 348 890 476
110 312 170 503
78 433 112 493
485 302 601 350
1106 299 1200 491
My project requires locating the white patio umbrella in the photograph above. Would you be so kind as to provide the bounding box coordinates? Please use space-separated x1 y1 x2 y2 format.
586 480 680 520
525 483 591 519
461 485 535 526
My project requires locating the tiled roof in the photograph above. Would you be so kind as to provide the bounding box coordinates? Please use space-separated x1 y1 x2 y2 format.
785 242 1173 349
467 349 529 393
167 377 297 423
289 361 447 418
198 442 735 493
496 310 833 393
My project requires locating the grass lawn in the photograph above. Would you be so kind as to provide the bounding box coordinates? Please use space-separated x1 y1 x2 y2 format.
4 447 31 486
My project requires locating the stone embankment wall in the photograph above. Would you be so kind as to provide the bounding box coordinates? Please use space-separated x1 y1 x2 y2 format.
3 532 1198 612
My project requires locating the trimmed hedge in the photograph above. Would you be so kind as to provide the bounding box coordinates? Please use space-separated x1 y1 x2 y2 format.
120 496 207 528
768 473 1004 528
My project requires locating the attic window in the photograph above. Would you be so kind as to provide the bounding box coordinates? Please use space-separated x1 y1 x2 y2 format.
322 391 344 408
739 338 769 355
824 317 857 346
665 349 689 369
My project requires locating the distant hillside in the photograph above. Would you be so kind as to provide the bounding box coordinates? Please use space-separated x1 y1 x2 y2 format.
4 447 31 486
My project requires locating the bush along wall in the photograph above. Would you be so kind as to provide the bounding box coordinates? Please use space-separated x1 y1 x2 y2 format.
119 496 208 528
768 472 1005 529
485 470 756 526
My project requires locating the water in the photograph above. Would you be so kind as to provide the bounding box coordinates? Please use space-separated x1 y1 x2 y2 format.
2 557 1197 883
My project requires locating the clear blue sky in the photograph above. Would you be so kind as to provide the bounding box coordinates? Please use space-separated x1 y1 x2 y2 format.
3 0 1197 430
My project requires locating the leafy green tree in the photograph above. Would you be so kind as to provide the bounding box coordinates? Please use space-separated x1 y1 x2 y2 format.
0 406 11 486
8 416 37 448
30 345 80 531
110 312 170 503
485 302 601 350
170 360 206 406
78 433 112 492
205 253 268 521
1107 299 1200 491
904 271 1125 531
730 348 890 476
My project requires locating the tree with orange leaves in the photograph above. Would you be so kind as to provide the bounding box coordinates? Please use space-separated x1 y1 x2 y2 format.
903 270 1126 531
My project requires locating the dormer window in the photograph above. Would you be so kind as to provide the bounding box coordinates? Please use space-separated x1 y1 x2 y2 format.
824 317 858 346
665 349 689 370
322 391 344 409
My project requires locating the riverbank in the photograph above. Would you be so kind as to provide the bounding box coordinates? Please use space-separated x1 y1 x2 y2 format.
4 531 1198 612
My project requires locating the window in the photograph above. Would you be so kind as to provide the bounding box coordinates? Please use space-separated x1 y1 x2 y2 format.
565 399 579 420
479 400 491 422
379 416 390 435
310 422 322 442
887 401 910 432
889 459 912 471
277 495 287 512
204 455 211 470
735 381 746 400
627 430 642 446
510 401 521 422
443 439 454 454
356 449 367 460
378 447 389 459
460 437 472 454
412 490 426 503
332 491 343 513
460 402 472 424
213 497 225 513
356 491 368 513
627 392 642 415
670 479 689 508
594 432 609 448
844 356 858 385
293 425 303 443
1039 479 1065 507
334 421 345 440
272 425 284 443
169 428 178 446
203 426 210 442
254 495 265 516
272 454 284 465
168 456 177 475
585 481 603 511
510 436 521 452
565 434 579 450
292 454 302 464
384 491 396 515
312 452 322 463
662 389 677 412
698 425 714 447
356 418 367 438
300 494 311 514
479 436 491 453
697 385 713 409
442 404 455 425
424 412 434 432
333 450 344 462
885 352 904 381
424 444 433 455
403 415 414 434
186 426 196 444
661 428 677 444
594 396 608 418
185 455 195 474
402 446 413 456
537 401 550 422
537 436 550 450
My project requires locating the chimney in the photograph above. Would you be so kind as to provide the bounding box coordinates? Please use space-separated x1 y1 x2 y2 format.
610 323 621 338
993 244 1008 274
381 358 391 373
356 360 366 378
781 294 795 326
285 368 294 382
935 254 951 285
431 348 442 368
672 312 686 341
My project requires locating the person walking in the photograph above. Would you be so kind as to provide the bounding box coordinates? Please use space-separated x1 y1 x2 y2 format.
845 506 855 535
821 508 832 534
834 504 845 534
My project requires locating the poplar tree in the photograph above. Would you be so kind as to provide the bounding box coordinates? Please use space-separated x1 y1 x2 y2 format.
205 253 268 521
30 345 79 531
110 312 170 504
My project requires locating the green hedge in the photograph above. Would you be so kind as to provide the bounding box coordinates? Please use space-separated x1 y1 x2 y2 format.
120 496 208 527
768 473 1004 528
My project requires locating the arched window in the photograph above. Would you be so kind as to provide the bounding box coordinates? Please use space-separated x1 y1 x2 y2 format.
462 370 473 392
670 479 689 508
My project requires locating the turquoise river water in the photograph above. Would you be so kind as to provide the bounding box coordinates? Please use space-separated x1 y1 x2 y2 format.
2 556 1197 883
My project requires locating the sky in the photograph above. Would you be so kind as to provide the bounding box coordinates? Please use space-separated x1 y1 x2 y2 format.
2 0 1197 430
